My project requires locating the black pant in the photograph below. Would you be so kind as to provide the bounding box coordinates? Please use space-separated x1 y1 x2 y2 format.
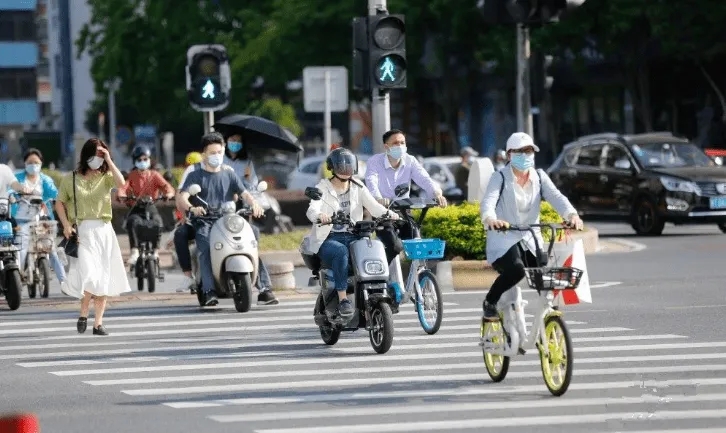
484 243 537 307
126 207 163 249
173 222 196 272
376 218 417 264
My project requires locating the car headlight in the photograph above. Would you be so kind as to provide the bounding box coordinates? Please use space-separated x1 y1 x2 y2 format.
364 260 385 275
224 215 245 233
660 176 700 194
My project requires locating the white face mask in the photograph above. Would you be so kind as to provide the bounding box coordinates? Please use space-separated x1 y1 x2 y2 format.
87 156 104 170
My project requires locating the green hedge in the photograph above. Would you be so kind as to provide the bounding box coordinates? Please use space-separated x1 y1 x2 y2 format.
416 201 563 261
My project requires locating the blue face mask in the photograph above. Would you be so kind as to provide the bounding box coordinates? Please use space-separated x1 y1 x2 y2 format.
227 141 242 153
207 153 223 168
387 145 407 160
135 160 150 170
25 163 41 175
510 153 535 171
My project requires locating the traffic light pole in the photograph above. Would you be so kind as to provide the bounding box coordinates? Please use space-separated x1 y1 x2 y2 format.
369 0 391 154
203 111 214 134
516 24 533 136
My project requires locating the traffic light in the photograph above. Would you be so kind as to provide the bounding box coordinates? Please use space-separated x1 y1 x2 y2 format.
352 16 370 91
530 52 554 104
367 13 406 90
478 0 586 25
185 44 231 112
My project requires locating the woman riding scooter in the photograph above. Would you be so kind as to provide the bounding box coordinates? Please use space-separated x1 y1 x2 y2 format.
116 145 175 265
303 148 398 317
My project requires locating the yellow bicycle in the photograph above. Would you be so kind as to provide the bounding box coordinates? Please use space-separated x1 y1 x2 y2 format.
480 223 583 396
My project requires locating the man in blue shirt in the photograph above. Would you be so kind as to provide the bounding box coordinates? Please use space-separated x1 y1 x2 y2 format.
177 133 264 306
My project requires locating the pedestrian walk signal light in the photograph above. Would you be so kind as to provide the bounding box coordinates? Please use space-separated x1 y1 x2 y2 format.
367 13 406 90
185 44 231 112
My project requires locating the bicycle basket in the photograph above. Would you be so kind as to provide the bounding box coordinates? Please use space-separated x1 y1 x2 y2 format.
401 238 445 260
524 266 584 291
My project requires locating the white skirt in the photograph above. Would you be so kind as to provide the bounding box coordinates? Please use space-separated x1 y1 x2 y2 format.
61 220 131 298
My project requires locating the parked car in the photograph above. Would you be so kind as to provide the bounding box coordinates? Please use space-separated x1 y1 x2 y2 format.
286 155 369 191
547 132 726 235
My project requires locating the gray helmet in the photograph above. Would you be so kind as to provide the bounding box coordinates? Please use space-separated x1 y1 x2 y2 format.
326 148 358 176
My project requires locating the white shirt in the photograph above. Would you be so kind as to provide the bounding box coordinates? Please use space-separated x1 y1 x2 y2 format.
511 167 535 251
0 164 16 198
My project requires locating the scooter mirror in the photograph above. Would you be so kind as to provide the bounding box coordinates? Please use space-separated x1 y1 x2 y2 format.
394 184 410 197
257 181 268 192
188 184 202 196
305 187 323 200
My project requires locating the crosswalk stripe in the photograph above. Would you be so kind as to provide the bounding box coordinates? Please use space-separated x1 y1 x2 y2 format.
0 326 631 353
0 302 461 327
209 392 726 423
164 377 726 408
9 333 680 365
252 409 726 433
86 362 725 387
56 347 714 378
121 370 726 396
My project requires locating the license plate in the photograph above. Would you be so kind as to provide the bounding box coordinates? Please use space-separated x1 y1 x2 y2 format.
709 197 726 209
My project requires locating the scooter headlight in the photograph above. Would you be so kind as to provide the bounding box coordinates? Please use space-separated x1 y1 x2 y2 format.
364 260 385 275
224 215 245 233
0 204 7 215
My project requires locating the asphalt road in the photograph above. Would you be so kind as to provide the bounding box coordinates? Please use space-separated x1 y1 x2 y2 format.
1 222 725 433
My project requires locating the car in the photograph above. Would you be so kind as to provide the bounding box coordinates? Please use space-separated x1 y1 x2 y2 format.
547 132 726 235
286 154 369 191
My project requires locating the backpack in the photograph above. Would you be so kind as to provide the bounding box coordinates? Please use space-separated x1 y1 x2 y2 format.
495 168 546 208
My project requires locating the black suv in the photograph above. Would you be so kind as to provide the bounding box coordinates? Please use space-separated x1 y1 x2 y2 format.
547 132 726 235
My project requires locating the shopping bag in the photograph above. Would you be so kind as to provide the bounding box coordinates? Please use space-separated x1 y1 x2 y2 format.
551 238 591 306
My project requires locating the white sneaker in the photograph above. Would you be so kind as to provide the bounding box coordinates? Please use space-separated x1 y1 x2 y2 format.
176 275 197 293
127 248 139 265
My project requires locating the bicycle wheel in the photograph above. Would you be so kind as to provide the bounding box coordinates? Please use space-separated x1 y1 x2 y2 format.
539 315 573 396
415 269 443 334
481 318 509 382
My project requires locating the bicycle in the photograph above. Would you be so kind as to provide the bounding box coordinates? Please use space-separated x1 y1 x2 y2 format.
479 223 583 396
388 196 445 335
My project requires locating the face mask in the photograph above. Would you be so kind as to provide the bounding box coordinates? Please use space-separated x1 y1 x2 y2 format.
25 164 40 175
227 141 242 153
387 145 406 160
135 160 150 170
207 153 223 168
87 156 104 170
510 153 535 171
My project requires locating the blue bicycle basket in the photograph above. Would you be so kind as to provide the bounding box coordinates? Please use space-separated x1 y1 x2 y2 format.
401 238 446 260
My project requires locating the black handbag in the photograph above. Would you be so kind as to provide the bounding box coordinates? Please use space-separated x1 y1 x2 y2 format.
58 171 79 258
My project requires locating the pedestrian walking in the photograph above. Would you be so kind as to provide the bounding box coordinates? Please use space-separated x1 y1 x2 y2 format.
55 138 130 335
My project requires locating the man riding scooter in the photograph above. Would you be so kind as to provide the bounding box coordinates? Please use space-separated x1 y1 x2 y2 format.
176 132 265 307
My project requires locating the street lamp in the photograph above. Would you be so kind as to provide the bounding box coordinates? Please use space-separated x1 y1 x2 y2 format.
104 77 122 150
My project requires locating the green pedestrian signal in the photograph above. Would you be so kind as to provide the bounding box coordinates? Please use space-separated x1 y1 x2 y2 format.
367 14 407 90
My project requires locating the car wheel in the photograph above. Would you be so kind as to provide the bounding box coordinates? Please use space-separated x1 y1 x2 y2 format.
633 199 665 236
718 223 726 234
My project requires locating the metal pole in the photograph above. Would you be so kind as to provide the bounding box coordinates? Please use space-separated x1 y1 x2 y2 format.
108 85 116 147
516 24 533 136
369 0 390 154
324 70 332 149
203 111 215 134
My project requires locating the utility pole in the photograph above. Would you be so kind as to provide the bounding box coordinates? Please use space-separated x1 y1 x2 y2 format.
368 0 391 154
105 77 122 150
516 24 533 136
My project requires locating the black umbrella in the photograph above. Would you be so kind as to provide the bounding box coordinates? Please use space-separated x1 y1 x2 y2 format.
214 114 302 153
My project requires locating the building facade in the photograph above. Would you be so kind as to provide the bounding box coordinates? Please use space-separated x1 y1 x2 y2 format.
0 0 40 162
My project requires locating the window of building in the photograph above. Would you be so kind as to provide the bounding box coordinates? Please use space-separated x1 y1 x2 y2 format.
0 69 37 99
0 11 36 41
54 54 62 87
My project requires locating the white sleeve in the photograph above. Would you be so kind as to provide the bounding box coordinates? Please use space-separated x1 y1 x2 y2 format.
0 165 16 190
179 165 195 188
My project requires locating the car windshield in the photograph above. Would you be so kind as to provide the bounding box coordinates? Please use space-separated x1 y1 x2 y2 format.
631 142 714 168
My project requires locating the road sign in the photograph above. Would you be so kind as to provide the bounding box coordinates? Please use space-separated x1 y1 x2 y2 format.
116 126 132 146
303 66 349 113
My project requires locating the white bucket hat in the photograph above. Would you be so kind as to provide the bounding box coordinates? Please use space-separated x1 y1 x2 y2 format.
506 132 540 152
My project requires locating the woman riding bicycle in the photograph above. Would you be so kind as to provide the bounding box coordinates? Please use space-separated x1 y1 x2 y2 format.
303 148 399 316
479 132 583 321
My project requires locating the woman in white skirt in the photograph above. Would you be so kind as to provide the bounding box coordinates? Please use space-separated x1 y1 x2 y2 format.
55 138 130 335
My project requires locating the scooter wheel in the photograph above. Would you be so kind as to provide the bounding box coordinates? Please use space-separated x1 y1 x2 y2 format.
368 303 394 354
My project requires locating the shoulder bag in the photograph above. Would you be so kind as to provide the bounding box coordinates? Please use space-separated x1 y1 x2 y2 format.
58 171 79 257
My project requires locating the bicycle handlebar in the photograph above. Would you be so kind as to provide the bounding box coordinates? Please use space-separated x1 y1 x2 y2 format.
497 223 574 263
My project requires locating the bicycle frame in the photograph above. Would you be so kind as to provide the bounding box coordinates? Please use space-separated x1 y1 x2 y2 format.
482 286 559 357
390 207 431 305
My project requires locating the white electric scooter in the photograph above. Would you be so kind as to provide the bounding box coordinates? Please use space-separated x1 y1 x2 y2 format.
186 182 267 312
